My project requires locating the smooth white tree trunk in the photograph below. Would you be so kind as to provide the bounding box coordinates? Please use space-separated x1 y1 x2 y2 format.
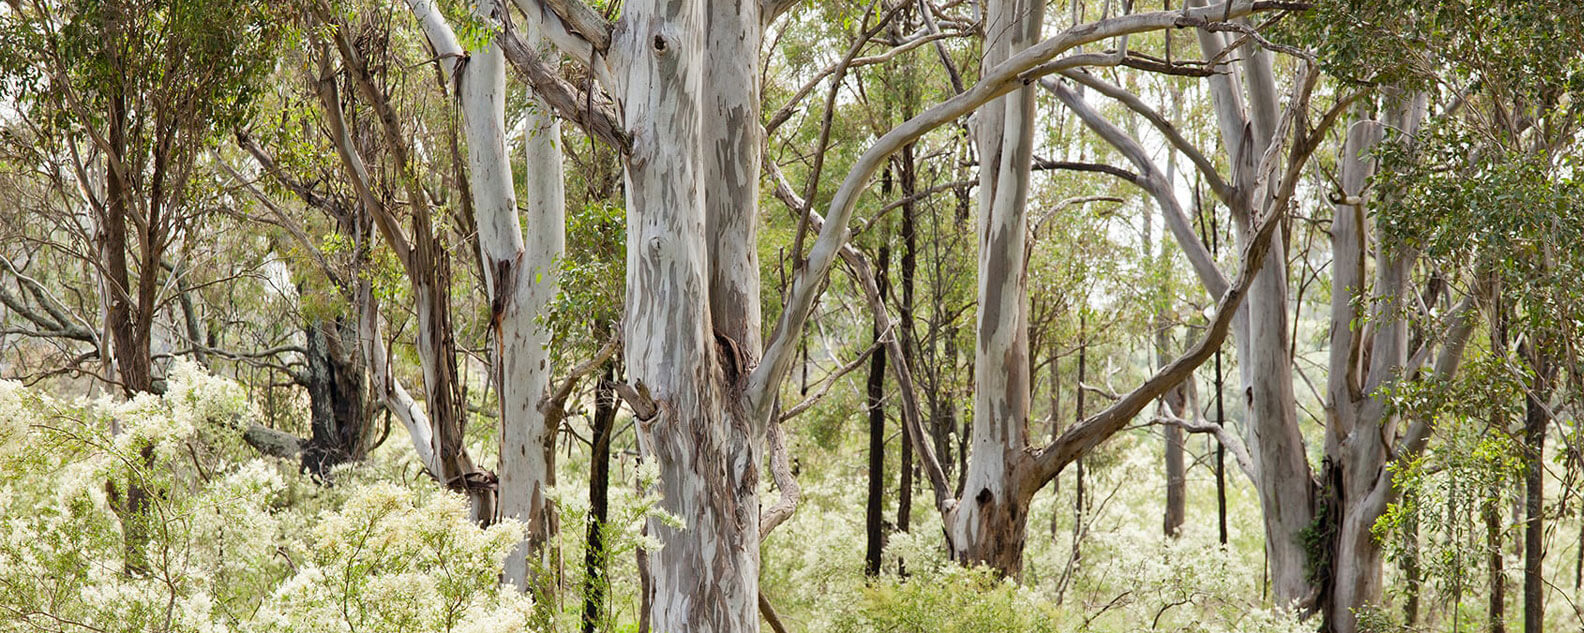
951 0 1043 575
1183 1 1311 604
406 0 564 587
357 281 441 477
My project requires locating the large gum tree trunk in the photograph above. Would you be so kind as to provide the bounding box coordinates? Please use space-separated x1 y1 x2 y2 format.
950 0 1043 576
472 6 565 590
1322 95 1476 633
615 1 762 629
1321 113 1385 633
1184 1 1312 604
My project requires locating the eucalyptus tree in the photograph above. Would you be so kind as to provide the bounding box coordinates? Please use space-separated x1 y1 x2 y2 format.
0 0 282 575
500 0 1309 628
399 0 569 592
1032 5 1479 626
287 5 500 521
0 0 278 396
911 0 1337 577
1329 5 1584 628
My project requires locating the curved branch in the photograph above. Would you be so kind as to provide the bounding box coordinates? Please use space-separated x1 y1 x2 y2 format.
498 23 630 152
749 0 1303 421
1059 68 1233 202
1041 77 1230 297
1027 184 1284 486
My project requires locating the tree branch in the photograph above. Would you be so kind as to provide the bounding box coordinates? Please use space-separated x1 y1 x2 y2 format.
498 21 630 152
749 0 1301 422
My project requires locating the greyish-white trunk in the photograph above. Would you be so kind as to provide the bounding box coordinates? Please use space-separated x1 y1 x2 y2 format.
950 0 1043 576
1324 113 1385 633
614 1 760 629
407 0 566 588
1243 226 1311 604
357 280 441 477
1325 95 1431 633
1185 0 1312 605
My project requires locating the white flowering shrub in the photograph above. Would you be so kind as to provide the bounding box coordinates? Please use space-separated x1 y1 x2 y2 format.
0 367 536 633
251 483 532 633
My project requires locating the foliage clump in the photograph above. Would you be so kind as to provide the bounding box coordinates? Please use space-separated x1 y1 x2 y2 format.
0 363 535 633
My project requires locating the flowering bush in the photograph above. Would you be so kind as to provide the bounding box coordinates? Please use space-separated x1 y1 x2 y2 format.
0 365 534 633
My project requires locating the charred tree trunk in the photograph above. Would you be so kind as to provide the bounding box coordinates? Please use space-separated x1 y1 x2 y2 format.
1485 485 1507 633
300 317 372 477
865 247 890 577
583 361 618 633
895 74 920 571
1523 345 1554 633
1214 348 1228 546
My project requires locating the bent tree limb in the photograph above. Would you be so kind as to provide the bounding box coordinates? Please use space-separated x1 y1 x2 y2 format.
747 0 1304 422
1027 177 1287 486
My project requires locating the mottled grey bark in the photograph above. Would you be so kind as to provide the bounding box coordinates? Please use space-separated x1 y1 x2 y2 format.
950 0 1043 576
613 1 763 629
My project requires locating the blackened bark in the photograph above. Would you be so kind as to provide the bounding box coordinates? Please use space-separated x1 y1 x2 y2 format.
895 106 919 568
1485 488 1506 633
865 247 890 577
300 317 372 477
583 362 617 633
1214 348 1228 546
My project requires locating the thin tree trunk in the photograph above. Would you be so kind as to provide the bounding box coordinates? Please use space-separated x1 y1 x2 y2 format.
583 362 617 633
1524 347 1554 633
1050 334 1062 541
1214 348 1228 546
865 247 890 577
1072 315 1087 578
1403 486 1422 626
1162 384 1188 537
895 60 920 572
1486 486 1507 633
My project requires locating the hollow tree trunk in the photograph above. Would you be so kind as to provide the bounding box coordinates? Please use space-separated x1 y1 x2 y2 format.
949 0 1043 577
301 316 372 476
